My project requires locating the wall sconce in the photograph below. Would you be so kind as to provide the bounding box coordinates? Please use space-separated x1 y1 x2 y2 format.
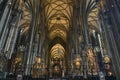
108 71 112 76
103 56 112 76
74 55 81 68
36 56 41 64
104 56 110 63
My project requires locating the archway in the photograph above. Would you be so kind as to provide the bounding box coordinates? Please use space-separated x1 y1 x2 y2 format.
49 43 66 78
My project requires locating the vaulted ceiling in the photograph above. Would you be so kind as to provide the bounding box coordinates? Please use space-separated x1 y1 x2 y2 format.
45 0 74 59
50 43 65 59
45 0 74 41
19 0 100 59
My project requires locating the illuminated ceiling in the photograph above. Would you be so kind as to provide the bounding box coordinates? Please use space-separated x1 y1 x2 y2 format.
19 0 31 35
45 0 74 59
45 0 74 41
50 43 65 59
88 5 99 30
19 0 100 59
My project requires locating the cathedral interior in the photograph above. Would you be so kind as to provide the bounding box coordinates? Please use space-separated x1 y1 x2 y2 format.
0 0 120 80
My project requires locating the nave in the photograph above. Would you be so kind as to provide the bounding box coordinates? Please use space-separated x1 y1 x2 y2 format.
0 0 120 80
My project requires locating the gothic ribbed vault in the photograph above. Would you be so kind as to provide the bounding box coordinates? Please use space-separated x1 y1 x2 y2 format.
45 0 74 59
1 0 120 79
